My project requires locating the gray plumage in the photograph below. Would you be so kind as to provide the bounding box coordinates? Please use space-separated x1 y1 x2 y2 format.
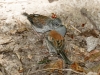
54 25 67 37
22 12 62 33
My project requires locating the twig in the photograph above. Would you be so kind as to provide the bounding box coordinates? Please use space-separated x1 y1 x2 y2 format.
31 68 86 75
66 19 81 33
70 24 81 33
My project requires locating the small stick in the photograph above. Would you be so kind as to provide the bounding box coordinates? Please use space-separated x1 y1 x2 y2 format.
70 24 81 33
67 20 81 33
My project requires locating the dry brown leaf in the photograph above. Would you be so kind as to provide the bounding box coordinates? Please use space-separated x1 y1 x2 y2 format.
85 50 100 62
79 29 99 38
71 62 86 73
88 50 99 56
67 33 74 39
44 59 63 73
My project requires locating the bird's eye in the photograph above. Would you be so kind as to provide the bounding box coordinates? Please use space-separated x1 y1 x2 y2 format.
56 23 60 27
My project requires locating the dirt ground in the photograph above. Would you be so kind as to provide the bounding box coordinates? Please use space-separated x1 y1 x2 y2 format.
0 0 100 75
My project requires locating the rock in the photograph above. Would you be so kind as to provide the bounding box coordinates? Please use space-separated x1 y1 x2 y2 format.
85 36 99 52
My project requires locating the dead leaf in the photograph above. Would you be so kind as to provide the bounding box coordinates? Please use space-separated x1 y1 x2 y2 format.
85 50 100 62
67 33 74 39
88 50 99 56
44 59 63 73
71 62 86 73
79 29 99 38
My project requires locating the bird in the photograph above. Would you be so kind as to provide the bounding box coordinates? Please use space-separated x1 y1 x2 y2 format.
22 12 62 33
45 25 71 64
54 25 67 37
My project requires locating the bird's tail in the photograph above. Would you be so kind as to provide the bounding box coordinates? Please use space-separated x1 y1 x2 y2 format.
22 12 34 24
22 12 28 16
59 50 72 65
